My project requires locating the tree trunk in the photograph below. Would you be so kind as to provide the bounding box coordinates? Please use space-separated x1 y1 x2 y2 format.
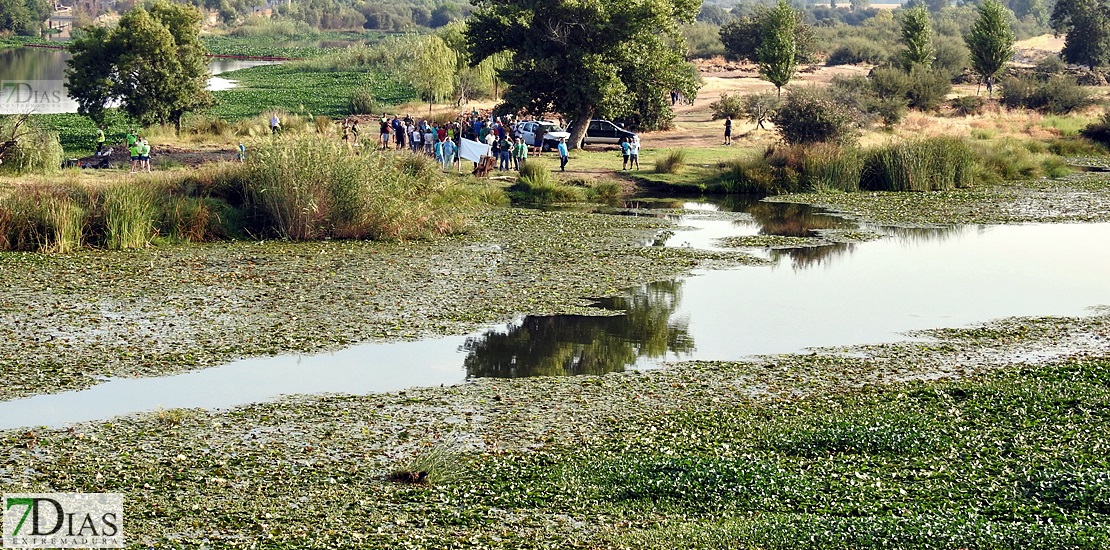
567 107 594 150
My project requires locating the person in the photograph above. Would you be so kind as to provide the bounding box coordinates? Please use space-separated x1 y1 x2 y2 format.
237 142 246 162
139 137 152 173
441 138 457 171
379 117 391 150
95 126 106 154
670 89 678 106
410 124 422 151
126 128 137 149
270 114 280 135
433 135 444 166
342 119 351 144
620 137 631 170
351 119 360 146
514 136 527 170
628 136 640 170
128 138 141 173
497 135 511 171
392 116 404 149
533 126 545 155
724 115 733 146
557 138 569 172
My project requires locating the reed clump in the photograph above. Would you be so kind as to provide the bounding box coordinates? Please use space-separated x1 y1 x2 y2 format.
510 161 585 204
0 136 482 252
860 137 975 192
654 149 688 174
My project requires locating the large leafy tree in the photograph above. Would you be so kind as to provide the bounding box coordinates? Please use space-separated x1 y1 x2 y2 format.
465 0 701 148
1051 0 1110 69
758 0 798 96
965 0 1014 97
900 5 934 68
412 36 457 113
66 0 212 132
0 0 50 35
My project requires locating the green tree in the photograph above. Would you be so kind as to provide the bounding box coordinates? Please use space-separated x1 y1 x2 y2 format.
900 5 935 68
1050 0 1110 69
66 0 212 132
412 36 457 114
719 8 815 64
466 0 700 148
757 0 798 96
965 0 1014 97
0 0 50 35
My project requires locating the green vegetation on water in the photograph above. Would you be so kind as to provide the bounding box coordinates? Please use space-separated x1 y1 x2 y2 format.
200 31 390 59
208 64 415 121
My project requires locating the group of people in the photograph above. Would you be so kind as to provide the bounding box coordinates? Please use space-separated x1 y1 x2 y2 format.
369 112 552 172
125 128 152 173
619 136 641 170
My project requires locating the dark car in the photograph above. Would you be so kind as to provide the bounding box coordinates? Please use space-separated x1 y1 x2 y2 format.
567 119 637 145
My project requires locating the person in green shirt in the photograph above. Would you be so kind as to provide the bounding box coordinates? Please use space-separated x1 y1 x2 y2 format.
139 138 152 173
96 126 106 154
514 137 527 171
128 140 141 173
126 129 137 148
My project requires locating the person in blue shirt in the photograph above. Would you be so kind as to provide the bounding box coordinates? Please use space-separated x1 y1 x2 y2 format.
557 138 569 172
620 137 631 170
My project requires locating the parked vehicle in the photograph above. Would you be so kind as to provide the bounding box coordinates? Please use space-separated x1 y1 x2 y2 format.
566 119 637 145
516 120 571 151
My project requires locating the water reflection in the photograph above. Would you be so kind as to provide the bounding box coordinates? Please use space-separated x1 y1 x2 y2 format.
463 280 694 377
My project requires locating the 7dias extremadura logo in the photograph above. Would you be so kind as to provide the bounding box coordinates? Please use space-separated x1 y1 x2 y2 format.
3 493 123 549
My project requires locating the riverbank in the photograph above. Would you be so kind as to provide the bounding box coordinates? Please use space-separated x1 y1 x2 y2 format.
3 181 1110 546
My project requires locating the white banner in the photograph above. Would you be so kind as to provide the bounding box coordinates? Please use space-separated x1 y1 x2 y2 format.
458 138 490 163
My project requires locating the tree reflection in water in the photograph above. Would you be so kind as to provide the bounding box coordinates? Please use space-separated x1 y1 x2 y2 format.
462 280 694 378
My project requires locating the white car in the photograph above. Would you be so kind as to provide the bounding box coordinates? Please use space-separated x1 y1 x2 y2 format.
517 120 570 151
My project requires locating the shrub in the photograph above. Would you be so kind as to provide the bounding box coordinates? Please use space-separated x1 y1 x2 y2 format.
717 144 861 194
1080 112 1110 147
771 90 858 146
1035 56 1066 79
741 93 781 129
861 137 975 191
826 37 889 66
1000 75 1096 114
950 96 986 116
348 86 378 115
655 149 688 174
510 161 585 204
0 116 64 175
709 93 744 120
905 67 953 111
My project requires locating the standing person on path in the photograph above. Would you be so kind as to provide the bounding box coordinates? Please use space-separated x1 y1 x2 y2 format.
95 126 106 154
628 136 640 170
237 142 246 162
441 138 457 171
497 135 511 171
514 137 527 170
139 137 152 173
351 119 360 146
620 137 631 170
557 138 569 172
270 114 280 135
724 116 732 146
128 138 141 173
379 117 391 150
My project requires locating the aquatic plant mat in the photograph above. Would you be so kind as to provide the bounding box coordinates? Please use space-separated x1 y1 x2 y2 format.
4 311 1109 548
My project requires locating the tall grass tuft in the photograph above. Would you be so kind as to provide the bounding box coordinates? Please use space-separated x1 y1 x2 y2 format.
239 135 476 240
100 182 159 250
654 149 688 174
587 179 625 205
798 144 862 193
348 87 378 115
861 137 974 192
0 185 86 252
510 161 585 204
717 144 861 194
0 117 64 176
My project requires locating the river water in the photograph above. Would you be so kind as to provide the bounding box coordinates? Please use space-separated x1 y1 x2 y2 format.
0 47 275 113
1 200 1107 429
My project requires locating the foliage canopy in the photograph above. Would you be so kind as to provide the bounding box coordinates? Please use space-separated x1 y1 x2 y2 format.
465 0 701 147
66 0 213 131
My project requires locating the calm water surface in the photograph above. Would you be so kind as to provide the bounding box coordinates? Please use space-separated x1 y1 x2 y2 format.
1 201 1108 429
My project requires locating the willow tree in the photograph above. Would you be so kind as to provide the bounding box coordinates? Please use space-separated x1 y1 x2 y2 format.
66 0 211 132
413 36 457 114
965 0 1014 97
465 0 701 148
758 0 798 97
